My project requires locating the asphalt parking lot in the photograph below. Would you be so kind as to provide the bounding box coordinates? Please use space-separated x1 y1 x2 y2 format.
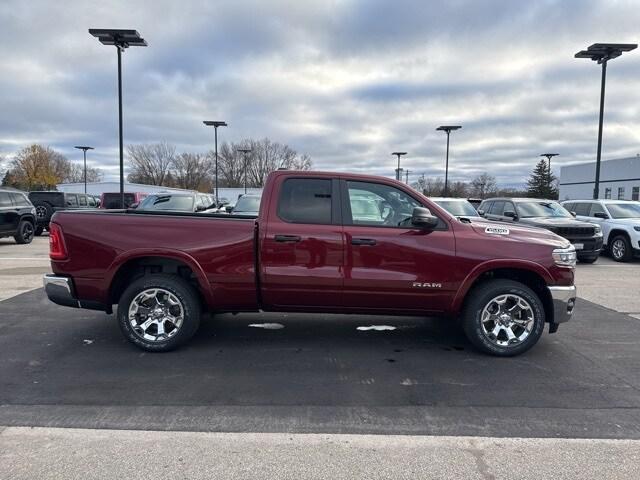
1 235 640 441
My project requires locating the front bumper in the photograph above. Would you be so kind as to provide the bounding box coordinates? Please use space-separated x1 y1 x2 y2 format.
548 285 577 324
43 274 79 308
569 236 603 256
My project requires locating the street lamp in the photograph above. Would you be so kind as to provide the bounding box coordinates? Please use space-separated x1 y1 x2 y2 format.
89 29 147 208
203 121 228 205
74 146 95 194
404 169 411 185
237 148 252 194
436 125 462 197
540 153 559 195
575 43 637 199
391 152 407 181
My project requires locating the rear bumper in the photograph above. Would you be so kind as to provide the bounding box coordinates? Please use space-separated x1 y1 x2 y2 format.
548 285 577 324
43 274 79 308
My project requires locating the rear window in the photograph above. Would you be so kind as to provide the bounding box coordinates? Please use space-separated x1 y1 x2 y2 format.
102 193 136 209
277 178 332 224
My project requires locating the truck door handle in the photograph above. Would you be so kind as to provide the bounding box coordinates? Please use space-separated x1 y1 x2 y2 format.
351 238 376 246
274 234 301 243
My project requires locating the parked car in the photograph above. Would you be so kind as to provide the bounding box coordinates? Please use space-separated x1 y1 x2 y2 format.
478 198 603 263
0 187 36 244
100 192 148 209
562 199 640 262
430 197 482 219
228 193 261 216
467 198 483 210
44 170 577 357
28 191 97 235
136 192 214 213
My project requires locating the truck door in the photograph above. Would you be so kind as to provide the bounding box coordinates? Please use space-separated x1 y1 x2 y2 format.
340 179 455 313
260 177 344 309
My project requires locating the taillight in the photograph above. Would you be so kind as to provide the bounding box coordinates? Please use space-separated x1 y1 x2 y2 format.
49 223 68 260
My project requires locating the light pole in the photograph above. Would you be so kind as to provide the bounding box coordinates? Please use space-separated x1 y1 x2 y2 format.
237 147 252 194
74 146 94 194
436 125 462 197
89 29 147 209
540 153 559 196
575 43 637 199
405 169 411 184
203 121 228 205
391 152 407 180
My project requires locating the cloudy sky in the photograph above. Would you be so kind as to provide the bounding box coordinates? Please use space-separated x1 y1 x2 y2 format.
0 0 639 186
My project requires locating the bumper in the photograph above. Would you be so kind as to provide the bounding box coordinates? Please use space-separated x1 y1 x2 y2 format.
571 236 603 256
43 274 79 308
548 285 577 324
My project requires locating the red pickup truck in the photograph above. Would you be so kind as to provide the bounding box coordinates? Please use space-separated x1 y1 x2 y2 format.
44 170 577 356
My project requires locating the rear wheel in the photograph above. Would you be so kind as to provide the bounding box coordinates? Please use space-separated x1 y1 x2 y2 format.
117 274 201 352
610 235 632 262
34 225 44 236
14 220 35 244
462 279 545 357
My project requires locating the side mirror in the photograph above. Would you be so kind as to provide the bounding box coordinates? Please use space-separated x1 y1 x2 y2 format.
593 212 608 219
225 206 234 213
195 204 207 212
130 202 139 209
411 207 439 228
570 211 577 217
503 210 517 220
477 209 485 217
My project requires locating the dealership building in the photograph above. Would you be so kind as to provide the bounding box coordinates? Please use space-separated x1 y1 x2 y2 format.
559 156 640 201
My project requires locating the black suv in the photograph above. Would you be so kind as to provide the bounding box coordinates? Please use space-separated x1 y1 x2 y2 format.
0 187 36 244
28 191 98 235
478 197 604 263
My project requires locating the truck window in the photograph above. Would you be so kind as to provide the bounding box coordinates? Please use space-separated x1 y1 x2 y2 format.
573 203 591 216
588 203 606 217
488 201 505 215
66 194 78 207
345 181 420 227
277 178 332 224
79 195 88 206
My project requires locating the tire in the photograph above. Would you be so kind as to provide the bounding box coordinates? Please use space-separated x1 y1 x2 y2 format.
462 279 546 357
34 225 44 236
610 235 632 262
33 202 53 223
14 220 35 244
577 255 598 264
117 274 201 352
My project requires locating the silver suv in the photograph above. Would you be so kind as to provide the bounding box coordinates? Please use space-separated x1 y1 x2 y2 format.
561 200 640 262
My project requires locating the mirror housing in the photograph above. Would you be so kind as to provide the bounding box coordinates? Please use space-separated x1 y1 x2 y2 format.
503 210 517 219
225 205 234 213
477 209 485 217
570 211 577 217
129 202 139 209
593 212 608 219
411 207 439 228
195 204 207 212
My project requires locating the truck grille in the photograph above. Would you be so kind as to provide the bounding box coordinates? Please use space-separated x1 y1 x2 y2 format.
553 226 595 237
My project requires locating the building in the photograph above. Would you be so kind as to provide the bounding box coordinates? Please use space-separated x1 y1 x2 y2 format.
559 156 640 201
55 181 262 203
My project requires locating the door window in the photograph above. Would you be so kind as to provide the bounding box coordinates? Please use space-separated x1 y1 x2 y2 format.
573 203 591 216
0 192 12 207
9 193 31 206
277 178 332 224
66 195 78 207
488 201 505 216
87 196 96 207
589 203 606 218
79 195 88 206
345 181 421 227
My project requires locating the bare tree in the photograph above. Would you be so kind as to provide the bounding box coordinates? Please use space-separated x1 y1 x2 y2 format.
217 143 246 188
66 163 103 184
448 181 469 198
470 173 497 198
127 142 176 186
172 153 213 191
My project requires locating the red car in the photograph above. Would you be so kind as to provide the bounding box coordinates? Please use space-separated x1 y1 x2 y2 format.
44 170 577 356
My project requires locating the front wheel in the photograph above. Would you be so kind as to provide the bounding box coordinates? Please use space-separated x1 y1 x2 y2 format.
117 274 201 352
14 220 35 244
578 255 599 264
462 279 545 357
610 235 632 262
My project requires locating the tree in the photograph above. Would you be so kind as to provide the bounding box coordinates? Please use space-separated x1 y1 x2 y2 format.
526 159 558 199
470 173 497 199
172 153 213 191
448 181 469 198
66 163 103 184
4 144 73 191
127 142 176 186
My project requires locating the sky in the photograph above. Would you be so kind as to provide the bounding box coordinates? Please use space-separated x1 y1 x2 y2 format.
0 0 639 186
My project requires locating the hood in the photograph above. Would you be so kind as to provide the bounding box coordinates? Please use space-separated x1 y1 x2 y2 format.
518 217 594 228
466 219 569 248
606 217 640 227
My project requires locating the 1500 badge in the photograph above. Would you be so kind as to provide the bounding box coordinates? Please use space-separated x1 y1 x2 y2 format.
413 282 442 288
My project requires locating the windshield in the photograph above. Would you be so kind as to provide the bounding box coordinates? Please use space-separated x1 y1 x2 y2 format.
517 201 572 218
234 196 261 212
606 202 640 219
434 200 478 217
139 194 194 211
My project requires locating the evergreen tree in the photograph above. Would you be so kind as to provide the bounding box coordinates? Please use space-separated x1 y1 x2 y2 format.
526 159 558 199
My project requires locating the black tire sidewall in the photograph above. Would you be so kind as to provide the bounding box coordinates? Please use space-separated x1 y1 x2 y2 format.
14 220 34 244
34 225 44 236
117 274 201 352
610 235 632 262
463 280 545 357
34 202 53 223
577 255 598 264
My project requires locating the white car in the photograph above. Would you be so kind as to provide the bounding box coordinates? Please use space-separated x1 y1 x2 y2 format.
430 197 482 219
561 199 640 262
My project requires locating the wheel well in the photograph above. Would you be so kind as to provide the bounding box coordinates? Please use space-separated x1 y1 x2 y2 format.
464 268 553 323
608 229 630 245
109 256 205 308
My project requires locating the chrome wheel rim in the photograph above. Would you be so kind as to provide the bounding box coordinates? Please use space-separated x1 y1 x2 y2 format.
480 294 535 348
35 206 47 219
128 288 184 342
22 223 34 242
612 239 625 260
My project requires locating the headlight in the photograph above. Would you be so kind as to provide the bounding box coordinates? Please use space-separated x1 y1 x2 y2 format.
593 225 602 236
553 245 577 267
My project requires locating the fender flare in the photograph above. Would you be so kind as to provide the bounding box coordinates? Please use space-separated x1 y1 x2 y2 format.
105 248 214 306
450 259 554 314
